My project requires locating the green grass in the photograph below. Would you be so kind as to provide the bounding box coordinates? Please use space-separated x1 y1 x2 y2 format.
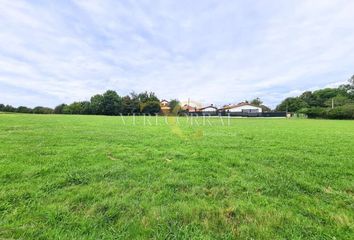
0 114 353 239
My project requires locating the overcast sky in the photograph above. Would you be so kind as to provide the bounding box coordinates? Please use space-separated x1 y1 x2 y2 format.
1 0 354 108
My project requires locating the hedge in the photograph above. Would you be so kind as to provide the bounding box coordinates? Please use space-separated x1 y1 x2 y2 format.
301 104 354 119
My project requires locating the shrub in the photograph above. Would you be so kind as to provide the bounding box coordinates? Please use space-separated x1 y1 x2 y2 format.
32 106 54 114
54 104 67 114
302 107 327 119
140 101 161 114
302 104 354 119
327 104 354 119
17 106 33 113
3 105 16 112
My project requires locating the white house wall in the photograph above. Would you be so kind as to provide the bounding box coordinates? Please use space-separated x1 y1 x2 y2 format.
228 105 262 112
201 107 216 112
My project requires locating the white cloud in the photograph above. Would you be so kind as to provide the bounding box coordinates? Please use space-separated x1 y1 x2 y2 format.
0 0 353 108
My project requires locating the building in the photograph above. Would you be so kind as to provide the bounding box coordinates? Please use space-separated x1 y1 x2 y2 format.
221 102 262 113
182 104 198 112
160 100 170 114
199 104 218 113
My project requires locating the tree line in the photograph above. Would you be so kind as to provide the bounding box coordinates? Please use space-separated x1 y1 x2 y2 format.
276 75 354 119
2 75 353 118
1 90 269 116
0 90 180 115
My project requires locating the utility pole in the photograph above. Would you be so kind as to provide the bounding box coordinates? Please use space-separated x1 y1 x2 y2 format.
285 104 289 119
332 98 334 109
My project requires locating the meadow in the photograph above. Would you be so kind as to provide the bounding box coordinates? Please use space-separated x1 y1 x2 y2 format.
0 113 353 239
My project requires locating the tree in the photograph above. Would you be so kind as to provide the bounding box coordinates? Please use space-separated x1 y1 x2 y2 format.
249 98 271 111
62 105 72 114
33 106 54 114
137 91 159 103
324 95 353 108
302 104 354 119
67 102 83 114
250 98 262 106
54 104 67 114
169 99 180 114
299 91 318 107
80 101 91 114
17 106 32 113
90 94 104 115
122 95 139 115
311 88 348 107
276 97 309 112
327 104 354 119
346 75 354 98
101 90 122 115
349 75 354 85
0 104 5 111
3 105 16 112
276 75 354 118
137 91 160 113
141 101 161 114
129 92 142 114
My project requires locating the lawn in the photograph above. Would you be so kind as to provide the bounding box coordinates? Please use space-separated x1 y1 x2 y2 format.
0 114 353 239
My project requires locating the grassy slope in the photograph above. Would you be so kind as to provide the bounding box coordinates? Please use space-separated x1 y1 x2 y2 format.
0 114 353 239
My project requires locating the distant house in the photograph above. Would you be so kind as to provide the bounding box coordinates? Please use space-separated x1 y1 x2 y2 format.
182 104 198 112
199 104 218 113
160 100 170 114
221 102 262 113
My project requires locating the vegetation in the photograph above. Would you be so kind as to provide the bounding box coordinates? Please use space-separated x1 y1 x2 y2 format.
276 75 354 118
0 90 163 116
2 75 353 119
248 98 271 112
32 106 54 114
300 104 354 119
168 99 181 114
0 114 353 239
249 97 262 106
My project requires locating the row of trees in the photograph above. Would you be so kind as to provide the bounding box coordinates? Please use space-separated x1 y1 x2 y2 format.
0 104 55 114
56 91 162 115
276 75 354 119
1 90 271 115
2 75 353 118
0 91 179 115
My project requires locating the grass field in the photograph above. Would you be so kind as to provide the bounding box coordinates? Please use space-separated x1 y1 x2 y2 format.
0 114 353 239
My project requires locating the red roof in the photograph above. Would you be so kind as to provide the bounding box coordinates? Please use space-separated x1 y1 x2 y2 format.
182 105 198 112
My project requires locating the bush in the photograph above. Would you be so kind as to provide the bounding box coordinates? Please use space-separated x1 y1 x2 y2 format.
33 106 54 114
1 90 162 116
67 102 84 114
3 105 16 112
17 106 33 113
54 104 67 114
302 104 354 119
327 104 354 119
276 97 309 112
140 101 161 114
302 107 327 119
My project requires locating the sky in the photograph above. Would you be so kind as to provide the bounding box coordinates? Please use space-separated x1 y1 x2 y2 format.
0 0 354 108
